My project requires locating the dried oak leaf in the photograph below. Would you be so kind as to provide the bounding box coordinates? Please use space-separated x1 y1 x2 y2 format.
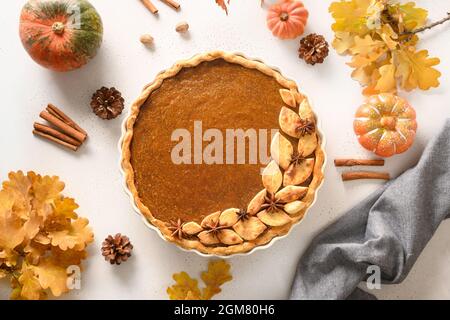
167 260 233 300
48 217 94 251
329 0 371 35
167 271 201 300
394 48 441 91
18 266 43 300
387 2 428 32
0 171 93 300
31 257 69 297
201 260 232 300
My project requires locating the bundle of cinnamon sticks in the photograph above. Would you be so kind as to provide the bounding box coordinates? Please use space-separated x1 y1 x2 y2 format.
33 104 87 151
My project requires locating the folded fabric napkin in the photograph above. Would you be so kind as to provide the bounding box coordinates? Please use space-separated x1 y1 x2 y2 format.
290 119 450 300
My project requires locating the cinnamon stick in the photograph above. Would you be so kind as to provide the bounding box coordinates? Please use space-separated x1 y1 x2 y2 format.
40 111 86 143
140 0 158 14
334 159 385 167
342 171 390 181
34 123 82 147
160 0 180 10
33 130 78 151
47 103 87 136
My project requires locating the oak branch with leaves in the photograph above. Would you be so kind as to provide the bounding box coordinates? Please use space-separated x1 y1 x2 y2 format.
330 0 447 95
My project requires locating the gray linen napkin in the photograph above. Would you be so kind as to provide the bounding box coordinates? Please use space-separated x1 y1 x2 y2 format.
290 119 450 300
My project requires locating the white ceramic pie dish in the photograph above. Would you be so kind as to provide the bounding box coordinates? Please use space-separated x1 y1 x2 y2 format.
118 52 327 258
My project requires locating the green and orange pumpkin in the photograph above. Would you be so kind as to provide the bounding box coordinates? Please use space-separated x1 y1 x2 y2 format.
19 0 103 72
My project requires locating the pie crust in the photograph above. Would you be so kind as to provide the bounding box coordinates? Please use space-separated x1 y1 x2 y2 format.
121 51 325 255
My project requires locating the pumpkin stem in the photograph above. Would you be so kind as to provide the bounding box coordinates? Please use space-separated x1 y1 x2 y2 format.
280 12 289 21
52 22 65 35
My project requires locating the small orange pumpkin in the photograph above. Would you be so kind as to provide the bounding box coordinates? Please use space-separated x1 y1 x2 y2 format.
354 94 417 157
266 0 309 40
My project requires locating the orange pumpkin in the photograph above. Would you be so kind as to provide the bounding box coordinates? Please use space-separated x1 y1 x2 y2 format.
267 0 309 39
354 94 417 157
19 0 103 72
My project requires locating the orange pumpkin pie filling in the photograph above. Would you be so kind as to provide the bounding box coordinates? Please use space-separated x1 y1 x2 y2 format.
121 51 325 255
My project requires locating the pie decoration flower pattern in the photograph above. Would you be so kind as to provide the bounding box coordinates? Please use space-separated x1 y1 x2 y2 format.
121 52 324 255
172 88 318 244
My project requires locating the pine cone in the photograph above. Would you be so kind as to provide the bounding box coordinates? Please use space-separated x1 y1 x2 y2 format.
90 87 124 120
101 233 133 265
298 34 329 65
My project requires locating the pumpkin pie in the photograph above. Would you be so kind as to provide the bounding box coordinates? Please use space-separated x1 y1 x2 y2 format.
121 51 325 255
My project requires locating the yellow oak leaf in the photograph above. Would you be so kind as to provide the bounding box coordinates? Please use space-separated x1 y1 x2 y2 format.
329 0 372 35
24 240 49 265
167 271 201 300
349 34 386 56
29 172 65 206
18 267 43 300
185 291 201 300
2 171 32 220
53 197 79 220
376 24 399 50
332 32 355 54
394 48 441 91
31 257 69 297
375 63 397 93
0 171 94 300
51 247 88 267
201 260 232 293
366 0 385 30
48 217 94 251
0 191 26 251
389 2 428 32
351 63 376 86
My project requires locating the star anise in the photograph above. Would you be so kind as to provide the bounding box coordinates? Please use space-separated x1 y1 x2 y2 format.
167 218 185 239
237 209 250 221
204 219 228 236
295 119 315 136
290 153 306 167
260 193 285 213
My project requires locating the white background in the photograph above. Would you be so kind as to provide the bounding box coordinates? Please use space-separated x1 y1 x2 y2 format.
1 0 449 300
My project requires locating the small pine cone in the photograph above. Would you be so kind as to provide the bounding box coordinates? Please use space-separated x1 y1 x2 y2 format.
298 34 329 65
90 87 124 120
101 233 133 265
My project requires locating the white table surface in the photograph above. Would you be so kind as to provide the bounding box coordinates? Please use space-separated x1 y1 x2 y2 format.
1 0 449 300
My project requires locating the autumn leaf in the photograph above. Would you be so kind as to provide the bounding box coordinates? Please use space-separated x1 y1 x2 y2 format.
395 48 441 91
330 0 441 94
0 171 93 300
167 271 201 300
167 260 233 300
329 0 372 35
2 171 32 220
18 266 43 300
201 260 232 300
0 191 26 253
375 62 397 93
332 32 355 54
51 247 87 267
30 173 65 205
388 2 428 32
31 257 69 297
53 197 79 220
215 0 230 15
48 217 94 251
